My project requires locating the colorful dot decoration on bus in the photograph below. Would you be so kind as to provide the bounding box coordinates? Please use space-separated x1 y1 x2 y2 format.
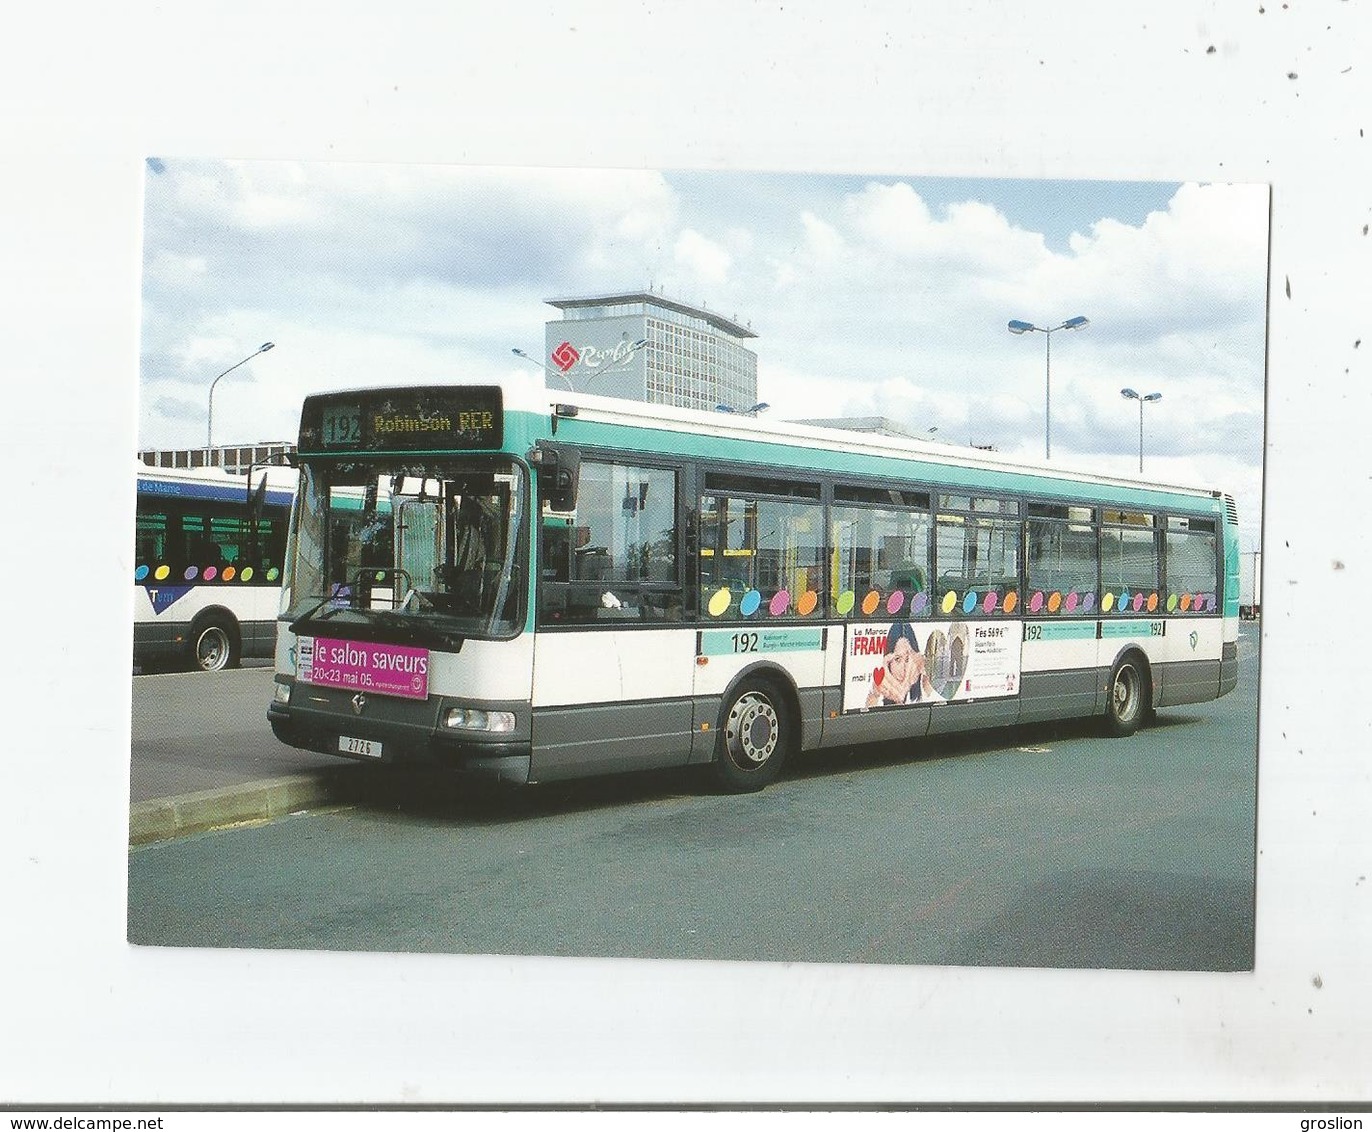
707 586 821 619
689 584 1214 621
136 561 279 584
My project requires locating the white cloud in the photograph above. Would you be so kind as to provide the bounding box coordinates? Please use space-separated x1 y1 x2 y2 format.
144 250 207 287
673 228 733 286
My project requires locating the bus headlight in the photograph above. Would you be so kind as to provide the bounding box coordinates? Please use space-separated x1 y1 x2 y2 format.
444 708 516 734
273 682 292 704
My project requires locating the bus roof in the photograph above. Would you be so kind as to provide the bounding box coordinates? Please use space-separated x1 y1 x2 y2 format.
298 379 1228 514
535 386 1226 508
135 461 297 505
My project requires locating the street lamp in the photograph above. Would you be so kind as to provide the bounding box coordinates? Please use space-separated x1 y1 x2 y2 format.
715 402 770 416
511 347 571 390
1120 387 1162 472
1007 315 1088 459
512 339 649 393
207 342 275 454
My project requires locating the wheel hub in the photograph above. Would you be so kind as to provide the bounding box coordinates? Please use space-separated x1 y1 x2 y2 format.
727 693 779 767
197 628 229 671
1114 668 1137 718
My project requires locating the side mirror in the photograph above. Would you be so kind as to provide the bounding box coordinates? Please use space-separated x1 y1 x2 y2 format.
528 441 581 512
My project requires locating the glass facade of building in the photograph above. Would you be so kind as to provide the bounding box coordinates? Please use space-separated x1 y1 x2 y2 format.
643 315 757 413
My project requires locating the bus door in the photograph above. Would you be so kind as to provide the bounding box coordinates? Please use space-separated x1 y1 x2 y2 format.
529 459 696 780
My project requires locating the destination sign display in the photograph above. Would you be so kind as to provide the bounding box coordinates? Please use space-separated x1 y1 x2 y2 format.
298 385 504 452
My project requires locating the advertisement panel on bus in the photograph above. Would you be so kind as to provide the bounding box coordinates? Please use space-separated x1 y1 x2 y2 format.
842 619 1021 712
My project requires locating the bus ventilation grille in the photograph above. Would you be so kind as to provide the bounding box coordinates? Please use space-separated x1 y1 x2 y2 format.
1224 494 1239 524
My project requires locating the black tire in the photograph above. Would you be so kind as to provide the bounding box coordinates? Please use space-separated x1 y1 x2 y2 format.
1103 654 1149 737
189 615 240 673
710 678 790 793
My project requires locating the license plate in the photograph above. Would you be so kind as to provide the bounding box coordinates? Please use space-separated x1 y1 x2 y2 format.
338 735 382 759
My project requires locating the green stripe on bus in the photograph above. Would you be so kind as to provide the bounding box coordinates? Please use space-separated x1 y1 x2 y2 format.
699 627 824 656
1029 621 1099 641
1100 620 1165 639
530 413 1221 515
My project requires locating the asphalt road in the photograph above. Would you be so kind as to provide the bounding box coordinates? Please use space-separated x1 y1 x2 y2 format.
130 663 338 803
127 625 1260 970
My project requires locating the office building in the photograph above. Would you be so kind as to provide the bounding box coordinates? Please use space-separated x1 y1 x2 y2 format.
539 290 759 412
138 441 296 474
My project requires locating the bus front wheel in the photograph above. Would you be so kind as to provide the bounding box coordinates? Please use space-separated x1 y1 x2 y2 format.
1104 654 1149 737
190 615 240 673
711 678 790 793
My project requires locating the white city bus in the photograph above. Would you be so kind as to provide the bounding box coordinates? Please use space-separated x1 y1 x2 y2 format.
134 463 296 671
268 382 1239 792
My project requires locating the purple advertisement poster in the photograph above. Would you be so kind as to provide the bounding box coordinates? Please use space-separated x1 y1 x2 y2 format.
296 636 430 700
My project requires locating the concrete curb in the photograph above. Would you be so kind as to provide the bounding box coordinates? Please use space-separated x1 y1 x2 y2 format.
129 771 347 846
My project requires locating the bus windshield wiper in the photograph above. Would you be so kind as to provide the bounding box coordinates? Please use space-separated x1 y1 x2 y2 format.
365 609 466 650
288 596 353 630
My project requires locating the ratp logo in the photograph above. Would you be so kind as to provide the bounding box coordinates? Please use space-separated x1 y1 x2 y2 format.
1189 631 1199 650
551 341 581 372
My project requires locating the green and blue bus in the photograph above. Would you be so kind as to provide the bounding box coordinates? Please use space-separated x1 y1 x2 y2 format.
268 381 1239 792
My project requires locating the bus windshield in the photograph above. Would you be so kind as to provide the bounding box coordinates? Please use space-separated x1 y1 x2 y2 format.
282 457 526 645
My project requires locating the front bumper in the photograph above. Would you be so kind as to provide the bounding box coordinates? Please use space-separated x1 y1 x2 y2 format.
267 680 532 785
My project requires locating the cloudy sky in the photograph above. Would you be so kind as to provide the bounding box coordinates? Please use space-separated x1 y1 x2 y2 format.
139 161 1269 551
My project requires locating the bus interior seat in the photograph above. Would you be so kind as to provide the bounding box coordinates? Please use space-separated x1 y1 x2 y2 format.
890 564 926 591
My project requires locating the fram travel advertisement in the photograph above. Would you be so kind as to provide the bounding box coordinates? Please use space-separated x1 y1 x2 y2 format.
843 619 1021 713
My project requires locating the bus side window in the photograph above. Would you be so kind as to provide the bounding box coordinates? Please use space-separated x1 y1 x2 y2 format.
541 518 571 584
699 485 823 620
831 499 931 616
539 461 680 624
890 565 926 592
135 509 168 566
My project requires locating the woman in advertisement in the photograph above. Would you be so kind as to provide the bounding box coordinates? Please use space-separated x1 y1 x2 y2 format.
865 621 942 707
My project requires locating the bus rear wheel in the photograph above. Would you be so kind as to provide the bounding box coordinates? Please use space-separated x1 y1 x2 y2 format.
711 678 789 793
1104 654 1149 737
190 616 240 673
